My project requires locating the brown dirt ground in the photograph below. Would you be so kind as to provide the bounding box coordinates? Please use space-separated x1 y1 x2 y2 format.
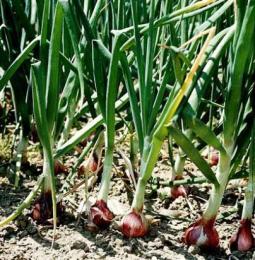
0 143 254 260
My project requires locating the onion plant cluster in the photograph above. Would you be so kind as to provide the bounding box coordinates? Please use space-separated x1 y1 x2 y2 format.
0 0 255 254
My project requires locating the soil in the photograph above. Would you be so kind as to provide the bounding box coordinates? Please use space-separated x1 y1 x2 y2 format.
0 141 254 260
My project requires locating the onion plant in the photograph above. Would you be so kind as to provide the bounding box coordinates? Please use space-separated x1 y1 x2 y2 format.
0 0 134 229
0 0 40 187
1 0 255 255
23 0 106 228
230 118 255 251
0 0 97 227
169 0 234 198
88 35 122 228
182 0 255 249
120 27 221 237
87 0 215 229
29 0 65 232
119 0 225 237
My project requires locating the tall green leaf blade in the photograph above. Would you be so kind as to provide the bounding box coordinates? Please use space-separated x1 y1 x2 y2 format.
144 0 156 135
46 1 64 134
120 53 144 153
183 113 226 153
60 0 96 118
0 36 40 92
92 40 107 119
98 35 122 200
39 0 50 98
224 2 255 145
168 125 219 187
130 0 146 136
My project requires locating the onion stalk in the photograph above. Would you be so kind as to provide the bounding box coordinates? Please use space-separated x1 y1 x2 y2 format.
89 36 122 228
29 0 64 235
31 150 63 224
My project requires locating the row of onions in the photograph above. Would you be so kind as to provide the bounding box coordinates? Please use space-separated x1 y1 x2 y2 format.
0 0 255 253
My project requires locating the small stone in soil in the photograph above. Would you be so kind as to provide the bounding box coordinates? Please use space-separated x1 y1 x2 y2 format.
188 245 200 255
154 241 163 249
163 246 169 253
148 241 154 248
9 237 16 244
70 240 89 251
69 249 86 260
95 234 103 240
18 230 28 238
5 226 16 234
123 246 132 253
115 238 124 247
26 224 37 234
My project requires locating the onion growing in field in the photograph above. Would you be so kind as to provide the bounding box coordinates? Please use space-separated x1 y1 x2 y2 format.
31 191 64 224
182 218 219 249
89 36 122 228
170 154 188 199
89 200 114 229
121 210 148 237
170 176 188 199
120 14 217 236
230 219 254 252
183 2 255 249
230 129 255 252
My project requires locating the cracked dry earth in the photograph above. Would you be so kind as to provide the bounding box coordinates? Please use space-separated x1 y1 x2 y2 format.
0 152 255 260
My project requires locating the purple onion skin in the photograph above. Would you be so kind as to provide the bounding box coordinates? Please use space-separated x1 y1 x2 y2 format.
209 152 219 166
89 200 114 229
31 191 64 224
182 217 219 250
170 176 189 199
121 210 149 238
230 219 254 252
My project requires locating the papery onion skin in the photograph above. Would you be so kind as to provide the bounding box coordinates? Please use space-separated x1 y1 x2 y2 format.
229 219 254 252
31 191 64 224
209 152 219 166
171 185 188 199
170 176 188 199
78 153 99 176
182 217 219 250
121 210 148 238
54 160 68 175
89 153 99 172
89 200 114 229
